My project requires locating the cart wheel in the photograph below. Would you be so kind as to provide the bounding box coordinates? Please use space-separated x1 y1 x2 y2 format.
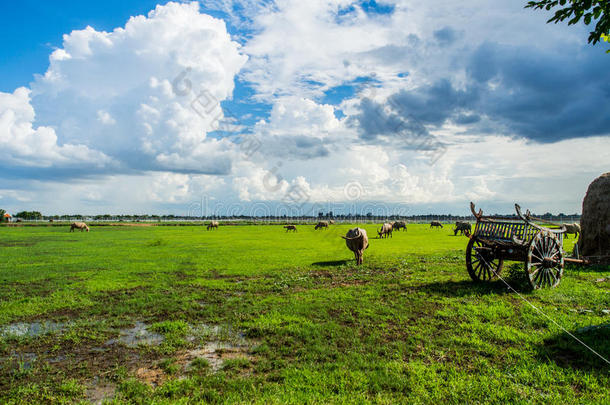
526 231 564 289
466 238 503 282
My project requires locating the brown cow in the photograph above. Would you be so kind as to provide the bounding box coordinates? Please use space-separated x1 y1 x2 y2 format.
70 222 89 232
284 225 297 232
378 223 393 239
207 221 219 230
315 221 329 230
563 223 580 239
430 221 443 229
392 221 407 232
342 227 369 265
454 221 471 236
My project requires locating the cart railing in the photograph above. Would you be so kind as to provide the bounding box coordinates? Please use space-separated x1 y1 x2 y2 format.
470 202 565 246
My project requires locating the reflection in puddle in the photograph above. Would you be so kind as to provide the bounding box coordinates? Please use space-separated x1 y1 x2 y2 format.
105 322 164 347
0 322 66 338
86 376 116 405
182 341 252 372
0 352 37 370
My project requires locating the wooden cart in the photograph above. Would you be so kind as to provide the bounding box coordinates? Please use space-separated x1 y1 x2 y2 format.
466 202 577 289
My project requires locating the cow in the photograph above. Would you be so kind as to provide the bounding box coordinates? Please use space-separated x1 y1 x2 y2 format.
430 221 443 229
315 221 329 230
207 221 219 230
563 223 580 239
342 228 369 265
378 223 393 239
70 222 89 232
329 220 336 225
392 221 407 232
284 225 297 232
454 221 471 236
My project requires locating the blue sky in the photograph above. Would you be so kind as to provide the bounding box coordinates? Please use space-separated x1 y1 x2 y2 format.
0 1 608 215
0 1 166 91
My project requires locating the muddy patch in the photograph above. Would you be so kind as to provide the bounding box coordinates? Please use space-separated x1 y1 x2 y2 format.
135 366 166 386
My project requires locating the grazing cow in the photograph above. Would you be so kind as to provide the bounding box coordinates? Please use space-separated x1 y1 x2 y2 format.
563 223 580 239
207 221 219 230
315 221 329 230
70 222 89 232
284 225 297 232
378 223 393 239
342 228 369 265
329 220 336 225
454 221 471 236
392 221 407 232
430 221 443 229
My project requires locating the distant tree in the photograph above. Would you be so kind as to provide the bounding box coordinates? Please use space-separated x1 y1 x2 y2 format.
0 209 5 222
526 1 610 46
14 211 43 220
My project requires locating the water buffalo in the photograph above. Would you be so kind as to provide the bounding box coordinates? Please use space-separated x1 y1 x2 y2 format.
378 223 393 239
207 221 219 230
284 225 297 232
70 222 89 232
392 221 407 232
342 227 369 265
563 223 580 239
315 221 329 230
430 221 443 229
454 221 471 236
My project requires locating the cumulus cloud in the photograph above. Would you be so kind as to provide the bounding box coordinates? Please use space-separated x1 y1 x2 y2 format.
20 1 247 177
1 0 608 215
0 87 112 170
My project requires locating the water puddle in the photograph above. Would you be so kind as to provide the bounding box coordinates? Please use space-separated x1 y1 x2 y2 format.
105 322 164 347
0 352 37 369
181 341 253 372
0 322 66 338
86 377 116 405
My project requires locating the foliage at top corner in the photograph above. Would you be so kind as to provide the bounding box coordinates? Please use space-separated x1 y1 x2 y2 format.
525 0 610 45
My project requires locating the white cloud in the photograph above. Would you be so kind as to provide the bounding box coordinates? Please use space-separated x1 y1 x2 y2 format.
0 0 607 215
0 87 112 168
25 1 247 174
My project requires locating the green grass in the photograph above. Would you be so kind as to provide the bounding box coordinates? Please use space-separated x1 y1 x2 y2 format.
0 223 608 404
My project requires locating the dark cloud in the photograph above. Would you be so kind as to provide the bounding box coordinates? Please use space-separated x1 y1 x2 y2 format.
351 41 610 143
433 27 458 47
265 135 330 159
467 42 610 141
453 113 481 125
388 79 477 126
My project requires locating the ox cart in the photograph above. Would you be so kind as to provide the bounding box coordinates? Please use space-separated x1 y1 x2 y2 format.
466 202 585 289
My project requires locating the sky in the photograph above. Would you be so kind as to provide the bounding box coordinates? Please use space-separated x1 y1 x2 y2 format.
0 0 609 216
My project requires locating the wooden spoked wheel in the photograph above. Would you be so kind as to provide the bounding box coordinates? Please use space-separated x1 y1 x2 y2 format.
526 231 564 289
466 238 503 281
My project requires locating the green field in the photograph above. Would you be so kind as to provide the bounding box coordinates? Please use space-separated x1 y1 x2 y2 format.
0 223 608 404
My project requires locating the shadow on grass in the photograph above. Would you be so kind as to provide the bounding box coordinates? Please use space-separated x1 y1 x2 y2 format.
311 260 351 267
564 262 610 274
537 323 610 373
413 279 511 297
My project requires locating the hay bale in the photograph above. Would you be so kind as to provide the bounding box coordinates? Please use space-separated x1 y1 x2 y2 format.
578 172 610 262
